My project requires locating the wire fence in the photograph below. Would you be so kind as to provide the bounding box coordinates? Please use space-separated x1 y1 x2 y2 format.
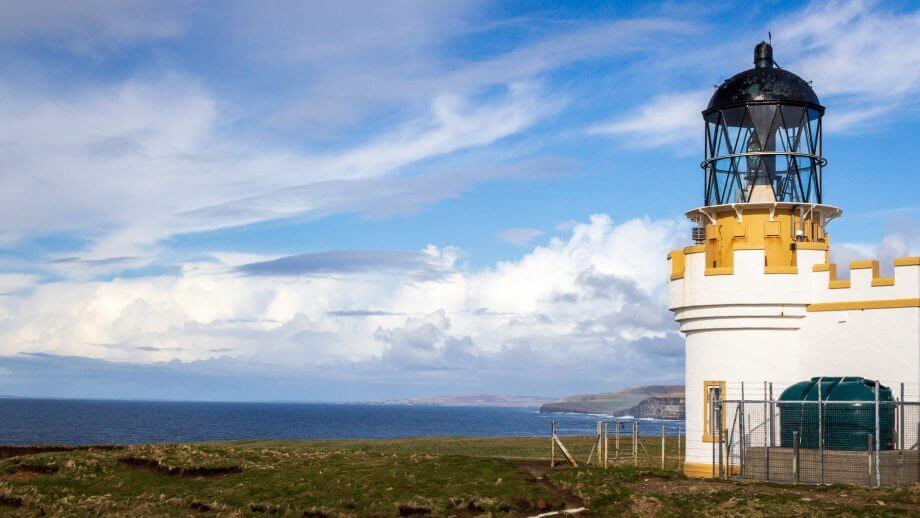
549 419 684 471
717 384 920 487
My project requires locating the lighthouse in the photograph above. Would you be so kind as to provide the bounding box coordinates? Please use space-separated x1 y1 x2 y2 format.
667 42 920 478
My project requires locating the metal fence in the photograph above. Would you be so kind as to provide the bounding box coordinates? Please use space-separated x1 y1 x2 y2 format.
717 385 920 487
550 420 684 471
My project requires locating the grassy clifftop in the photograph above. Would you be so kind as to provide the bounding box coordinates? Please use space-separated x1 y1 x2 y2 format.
539 385 684 416
0 437 918 515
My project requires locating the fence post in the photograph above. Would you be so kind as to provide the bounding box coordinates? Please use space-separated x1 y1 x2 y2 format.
677 426 682 470
818 379 824 485
899 383 905 450
597 420 603 467
764 381 769 482
604 422 609 468
792 431 800 483
875 380 881 488
717 416 724 479
633 421 638 466
712 430 716 479
867 433 873 487
661 425 666 469
615 421 620 458
551 420 556 468
739 401 745 479
769 383 775 447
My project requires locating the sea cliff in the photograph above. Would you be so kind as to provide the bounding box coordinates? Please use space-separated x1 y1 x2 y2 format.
539 385 684 420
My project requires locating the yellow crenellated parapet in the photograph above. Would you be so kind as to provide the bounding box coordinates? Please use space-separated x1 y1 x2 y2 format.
894 256 920 266
850 259 895 287
667 250 686 281
812 262 850 288
667 249 918 286
809 257 920 290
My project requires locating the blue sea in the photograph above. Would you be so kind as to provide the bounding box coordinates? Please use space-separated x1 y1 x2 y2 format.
0 399 684 446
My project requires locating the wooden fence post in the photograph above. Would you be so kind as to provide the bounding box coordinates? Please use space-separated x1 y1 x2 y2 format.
551 420 556 468
603 422 609 468
632 421 638 466
661 425 666 469
597 420 603 467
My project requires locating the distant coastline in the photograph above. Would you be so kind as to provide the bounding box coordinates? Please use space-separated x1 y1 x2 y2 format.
368 385 687 421
372 395 559 408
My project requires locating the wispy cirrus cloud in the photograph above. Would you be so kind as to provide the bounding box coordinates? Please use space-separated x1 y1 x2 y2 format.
237 249 456 281
0 0 188 51
496 228 544 246
0 78 555 262
591 0 920 149
588 90 711 152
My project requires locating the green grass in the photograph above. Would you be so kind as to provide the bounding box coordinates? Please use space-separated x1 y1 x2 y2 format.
0 437 917 516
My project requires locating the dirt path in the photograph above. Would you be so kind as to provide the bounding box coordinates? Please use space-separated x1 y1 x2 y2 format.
512 461 591 516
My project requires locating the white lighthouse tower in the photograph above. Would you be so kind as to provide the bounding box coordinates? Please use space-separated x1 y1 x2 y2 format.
667 42 920 478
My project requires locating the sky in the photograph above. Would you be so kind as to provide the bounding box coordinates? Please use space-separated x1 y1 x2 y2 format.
0 0 917 401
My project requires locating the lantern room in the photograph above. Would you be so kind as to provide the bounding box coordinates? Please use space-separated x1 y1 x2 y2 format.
702 42 824 206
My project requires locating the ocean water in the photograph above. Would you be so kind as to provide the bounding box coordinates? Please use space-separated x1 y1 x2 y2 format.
0 399 684 446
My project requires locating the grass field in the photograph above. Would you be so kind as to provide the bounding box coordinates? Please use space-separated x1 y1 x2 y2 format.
0 436 918 516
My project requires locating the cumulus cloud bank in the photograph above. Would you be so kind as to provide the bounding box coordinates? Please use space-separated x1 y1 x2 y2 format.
0 215 686 399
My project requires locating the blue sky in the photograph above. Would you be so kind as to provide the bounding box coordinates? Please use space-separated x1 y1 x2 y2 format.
0 0 916 401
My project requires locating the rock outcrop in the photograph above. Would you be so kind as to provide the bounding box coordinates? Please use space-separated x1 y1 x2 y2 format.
620 393 685 420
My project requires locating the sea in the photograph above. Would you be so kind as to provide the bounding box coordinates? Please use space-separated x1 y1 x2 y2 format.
0 399 684 446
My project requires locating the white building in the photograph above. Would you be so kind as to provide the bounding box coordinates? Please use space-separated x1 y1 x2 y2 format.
667 42 920 478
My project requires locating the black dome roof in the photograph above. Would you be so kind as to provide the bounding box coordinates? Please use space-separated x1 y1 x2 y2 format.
705 42 822 113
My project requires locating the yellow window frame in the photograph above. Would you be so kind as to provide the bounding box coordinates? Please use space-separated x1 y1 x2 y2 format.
702 380 726 443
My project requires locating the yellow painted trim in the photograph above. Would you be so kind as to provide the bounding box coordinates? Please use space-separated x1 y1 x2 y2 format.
733 242 763 250
704 267 733 276
796 242 828 250
894 256 920 266
765 266 797 274
683 245 706 255
816 263 852 290
668 249 685 281
684 462 738 478
684 462 715 478
807 298 920 312
850 259 878 270
871 278 895 287
702 380 726 443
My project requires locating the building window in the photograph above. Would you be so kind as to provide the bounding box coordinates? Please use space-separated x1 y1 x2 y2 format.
703 380 725 443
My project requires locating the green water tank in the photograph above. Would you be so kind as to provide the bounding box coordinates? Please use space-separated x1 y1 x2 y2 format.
778 377 895 451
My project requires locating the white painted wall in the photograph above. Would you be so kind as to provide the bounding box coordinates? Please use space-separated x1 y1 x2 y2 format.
669 246 920 471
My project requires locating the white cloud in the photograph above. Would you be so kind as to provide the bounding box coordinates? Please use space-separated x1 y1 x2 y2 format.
0 5 700 269
0 0 187 51
588 90 711 150
777 0 920 131
496 228 544 246
0 216 686 390
832 222 920 277
591 0 920 148
0 274 39 303
0 77 554 261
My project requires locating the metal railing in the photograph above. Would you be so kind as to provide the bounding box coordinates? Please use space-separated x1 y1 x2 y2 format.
716 389 920 487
